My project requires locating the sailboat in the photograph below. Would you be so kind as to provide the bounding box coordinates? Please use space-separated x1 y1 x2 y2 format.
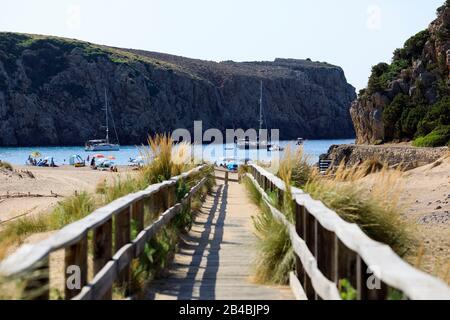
237 80 272 150
85 89 120 151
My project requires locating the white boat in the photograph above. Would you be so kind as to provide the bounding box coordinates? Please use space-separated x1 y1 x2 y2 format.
268 145 284 152
237 80 272 150
85 89 120 151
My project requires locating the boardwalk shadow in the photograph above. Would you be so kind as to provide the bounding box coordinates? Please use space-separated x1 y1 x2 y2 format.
147 183 228 300
178 184 228 300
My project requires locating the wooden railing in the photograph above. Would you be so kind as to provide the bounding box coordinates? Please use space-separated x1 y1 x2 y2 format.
0 165 209 300
246 164 450 300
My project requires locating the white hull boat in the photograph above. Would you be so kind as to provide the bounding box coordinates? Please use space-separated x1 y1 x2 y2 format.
85 89 120 152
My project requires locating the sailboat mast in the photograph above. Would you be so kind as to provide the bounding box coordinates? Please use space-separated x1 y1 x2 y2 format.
104 88 109 144
259 80 263 132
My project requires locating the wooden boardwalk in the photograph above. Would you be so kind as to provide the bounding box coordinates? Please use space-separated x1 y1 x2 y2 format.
146 172 294 300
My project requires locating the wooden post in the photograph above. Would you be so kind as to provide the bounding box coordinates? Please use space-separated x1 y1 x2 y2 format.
337 239 358 298
147 193 158 221
304 209 316 256
358 258 388 300
225 170 229 185
167 184 176 209
93 218 113 300
332 233 339 284
65 235 88 299
277 189 283 208
23 258 50 300
317 226 335 281
131 200 144 234
160 186 169 212
302 209 316 299
115 207 131 293
294 203 305 288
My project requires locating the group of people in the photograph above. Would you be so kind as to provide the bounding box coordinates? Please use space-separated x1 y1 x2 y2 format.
25 154 119 172
27 156 57 167
89 156 118 172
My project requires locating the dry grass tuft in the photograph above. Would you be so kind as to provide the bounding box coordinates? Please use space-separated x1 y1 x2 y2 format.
243 176 294 284
283 151 413 256
0 161 13 171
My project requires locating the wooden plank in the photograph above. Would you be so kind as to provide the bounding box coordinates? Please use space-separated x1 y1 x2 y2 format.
65 235 88 299
93 218 112 300
131 200 144 234
115 207 131 292
150 178 294 300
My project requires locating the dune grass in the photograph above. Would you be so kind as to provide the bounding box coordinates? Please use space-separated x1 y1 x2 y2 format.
303 161 413 255
243 176 294 285
0 160 13 171
246 147 414 286
0 191 95 261
277 147 413 255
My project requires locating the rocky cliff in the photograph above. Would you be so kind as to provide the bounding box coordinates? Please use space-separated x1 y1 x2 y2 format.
351 1 450 146
0 33 356 146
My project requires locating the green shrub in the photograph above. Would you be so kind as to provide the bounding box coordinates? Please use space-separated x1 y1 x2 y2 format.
413 125 450 147
367 63 390 94
393 30 430 62
400 105 427 137
417 97 450 137
383 94 410 140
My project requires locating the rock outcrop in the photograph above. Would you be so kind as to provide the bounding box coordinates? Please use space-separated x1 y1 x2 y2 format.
351 1 450 145
0 34 356 146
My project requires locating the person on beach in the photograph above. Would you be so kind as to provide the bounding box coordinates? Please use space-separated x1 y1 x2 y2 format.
90 157 96 169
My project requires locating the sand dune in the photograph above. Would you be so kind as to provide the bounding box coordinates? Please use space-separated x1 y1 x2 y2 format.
0 165 133 226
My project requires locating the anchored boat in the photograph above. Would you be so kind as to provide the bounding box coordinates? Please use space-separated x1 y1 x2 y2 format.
85 89 120 151
237 80 272 150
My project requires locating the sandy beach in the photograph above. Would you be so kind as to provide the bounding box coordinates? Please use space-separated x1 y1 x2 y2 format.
399 156 450 281
361 154 450 283
0 165 135 226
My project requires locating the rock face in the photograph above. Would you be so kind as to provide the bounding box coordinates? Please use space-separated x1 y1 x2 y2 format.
0 33 356 146
321 144 449 170
351 2 450 144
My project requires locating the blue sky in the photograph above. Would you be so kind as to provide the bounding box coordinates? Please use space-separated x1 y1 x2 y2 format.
0 0 444 90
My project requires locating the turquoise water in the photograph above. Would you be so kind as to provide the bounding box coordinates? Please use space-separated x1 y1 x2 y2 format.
0 139 354 166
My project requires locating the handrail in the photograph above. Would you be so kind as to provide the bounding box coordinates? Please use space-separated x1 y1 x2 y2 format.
245 173 341 300
0 164 209 299
0 165 206 277
248 164 450 300
73 177 207 300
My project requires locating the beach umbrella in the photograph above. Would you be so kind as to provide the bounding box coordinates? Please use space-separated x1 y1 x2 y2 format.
30 151 41 158
108 156 116 160
93 154 105 158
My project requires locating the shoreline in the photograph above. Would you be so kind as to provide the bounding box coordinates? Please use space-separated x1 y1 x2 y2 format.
0 165 134 226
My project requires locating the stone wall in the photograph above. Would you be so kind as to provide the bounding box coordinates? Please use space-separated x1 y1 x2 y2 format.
321 144 449 170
